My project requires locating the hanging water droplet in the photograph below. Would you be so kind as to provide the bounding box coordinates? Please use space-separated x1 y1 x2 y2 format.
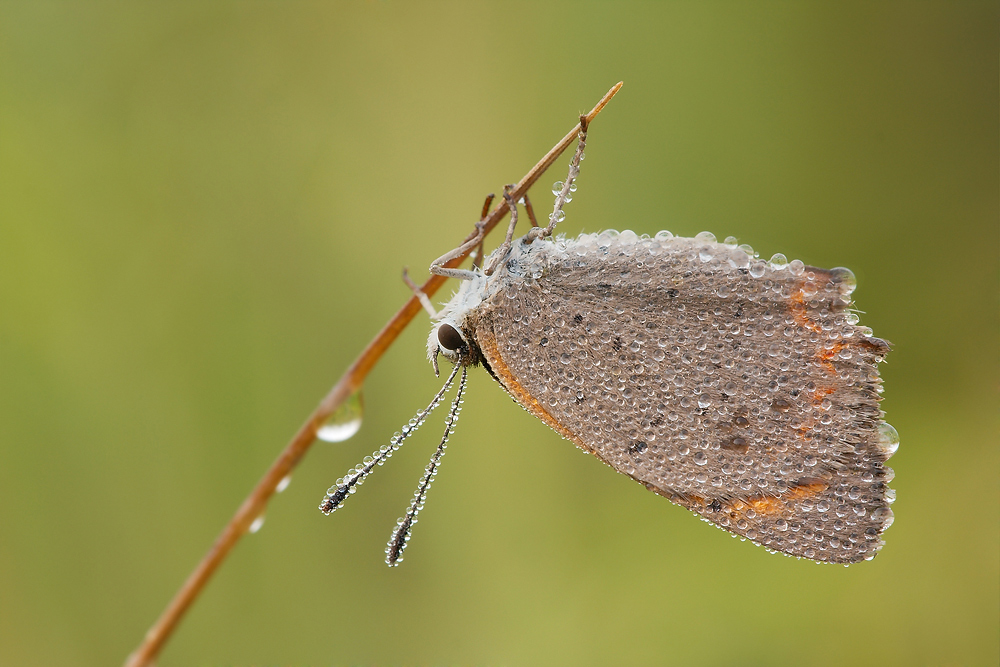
249 515 265 533
276 475 292 493
552 181 564 195
877 422 899 457
317 390 364 442
830 267 857 295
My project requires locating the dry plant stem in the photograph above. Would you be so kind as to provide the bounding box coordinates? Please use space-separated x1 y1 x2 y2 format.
471 194 495 269
123 80 622 667
522 192 539 227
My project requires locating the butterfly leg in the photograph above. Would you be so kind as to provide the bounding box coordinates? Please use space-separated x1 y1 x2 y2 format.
402 267 439 318
484 185 520 275
527 115 588 242
428 194 495 281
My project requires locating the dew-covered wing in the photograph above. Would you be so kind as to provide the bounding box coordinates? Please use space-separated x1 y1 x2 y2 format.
472 232 897 564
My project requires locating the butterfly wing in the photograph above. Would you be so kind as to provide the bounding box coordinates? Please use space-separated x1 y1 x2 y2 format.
469 233 895 564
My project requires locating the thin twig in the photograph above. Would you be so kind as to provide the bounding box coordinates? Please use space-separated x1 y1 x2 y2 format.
522 192 539 228
123 81 622 667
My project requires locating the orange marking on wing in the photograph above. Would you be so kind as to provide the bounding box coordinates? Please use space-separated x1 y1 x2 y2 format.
746 495 786 515
820 342 845 361
787 278 843 431
819 343 845 373
789 280 823 334
787 481 828 500
712 483 829 519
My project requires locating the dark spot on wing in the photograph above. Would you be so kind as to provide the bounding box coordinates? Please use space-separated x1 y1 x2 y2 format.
628 441 648 455
721 437 749 453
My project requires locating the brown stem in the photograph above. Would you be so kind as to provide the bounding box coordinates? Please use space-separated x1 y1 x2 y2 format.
123 81 622 667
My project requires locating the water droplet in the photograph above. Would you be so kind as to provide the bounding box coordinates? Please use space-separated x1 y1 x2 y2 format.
830 267 857 295
726 245 750 269
552 181 564 195
249 515 265 533
695 231 717 244
749 261 766 278
694 452 708 465
769 253 788 269
317 391 364 443
276 475 292 493
877 422 899 456
789 259 805 276
872 506 894 529
550 210 566 224
724 236 738 247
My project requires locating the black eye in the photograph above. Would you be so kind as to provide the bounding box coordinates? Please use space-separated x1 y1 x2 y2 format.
437 323 465 351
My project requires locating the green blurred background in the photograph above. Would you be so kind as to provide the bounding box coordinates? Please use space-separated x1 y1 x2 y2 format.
1 2 996 665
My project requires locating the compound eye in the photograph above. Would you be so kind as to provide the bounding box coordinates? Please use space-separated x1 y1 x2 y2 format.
437 323 465 351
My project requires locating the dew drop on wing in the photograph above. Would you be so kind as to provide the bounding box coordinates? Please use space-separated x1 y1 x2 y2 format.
877 423 899 457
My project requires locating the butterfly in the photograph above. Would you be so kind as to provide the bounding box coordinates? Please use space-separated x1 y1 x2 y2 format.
319 120 896 566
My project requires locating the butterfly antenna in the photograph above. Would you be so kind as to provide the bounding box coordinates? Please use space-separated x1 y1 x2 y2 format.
386 366 468 566
319 364 461 514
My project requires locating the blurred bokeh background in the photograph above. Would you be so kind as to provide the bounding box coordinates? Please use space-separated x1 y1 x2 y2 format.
1 2 996 665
